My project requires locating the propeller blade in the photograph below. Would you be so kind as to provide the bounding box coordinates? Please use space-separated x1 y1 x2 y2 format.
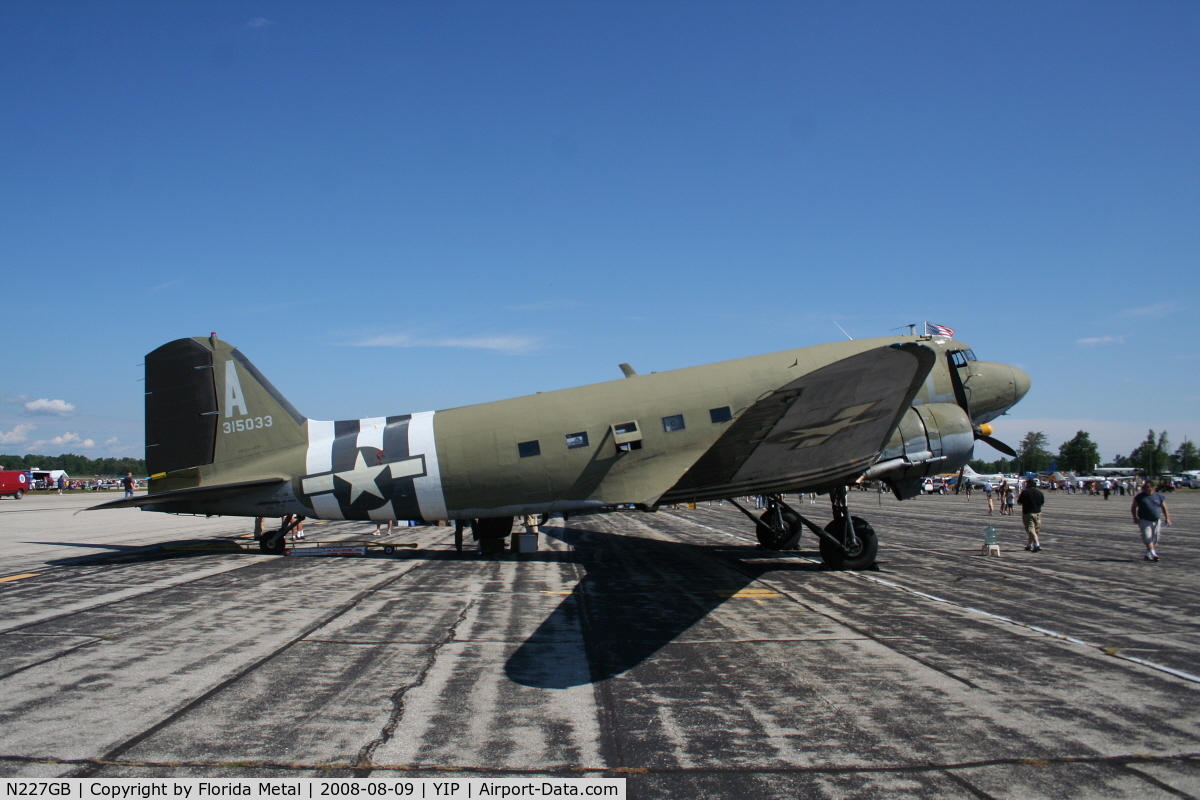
978 434 1017 458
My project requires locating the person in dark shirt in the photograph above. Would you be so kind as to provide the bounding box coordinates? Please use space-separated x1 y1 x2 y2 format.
1131 481 1172 561
1017 478 1046 552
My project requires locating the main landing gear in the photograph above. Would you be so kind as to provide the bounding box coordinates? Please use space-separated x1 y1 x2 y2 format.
728 486 877 570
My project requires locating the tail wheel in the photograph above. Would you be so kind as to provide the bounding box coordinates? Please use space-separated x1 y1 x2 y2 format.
757 508 799 549
820 516 877 570
259 531 286 555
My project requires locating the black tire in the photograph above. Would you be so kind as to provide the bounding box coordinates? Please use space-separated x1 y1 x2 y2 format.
259 532 286 555
14 490 23 500
820 516 878 570
383 546 394 555
757 508 799 549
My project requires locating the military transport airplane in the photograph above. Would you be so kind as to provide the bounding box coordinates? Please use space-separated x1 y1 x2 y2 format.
91 333 1030 569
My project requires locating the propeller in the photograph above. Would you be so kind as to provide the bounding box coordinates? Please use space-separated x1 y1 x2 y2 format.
946 354 1018 458
975 422 1017 457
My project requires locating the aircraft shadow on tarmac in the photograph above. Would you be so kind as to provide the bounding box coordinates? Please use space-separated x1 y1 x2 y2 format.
504 523 824 689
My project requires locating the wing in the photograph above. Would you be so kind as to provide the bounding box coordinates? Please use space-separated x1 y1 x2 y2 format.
661 342 936 501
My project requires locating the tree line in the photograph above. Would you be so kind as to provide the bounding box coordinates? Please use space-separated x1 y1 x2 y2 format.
971 430 1198 477
0 453 148 476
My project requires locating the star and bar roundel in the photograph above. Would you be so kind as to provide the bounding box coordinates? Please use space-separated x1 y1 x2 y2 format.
298 412 444 521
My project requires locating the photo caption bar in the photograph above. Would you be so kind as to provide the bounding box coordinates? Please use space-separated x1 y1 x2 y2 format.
2 779 625 800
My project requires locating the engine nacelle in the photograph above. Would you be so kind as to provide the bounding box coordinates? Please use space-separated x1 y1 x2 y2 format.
864 402 974 499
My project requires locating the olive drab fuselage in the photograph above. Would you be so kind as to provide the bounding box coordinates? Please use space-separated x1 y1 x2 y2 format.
116 334 1029 521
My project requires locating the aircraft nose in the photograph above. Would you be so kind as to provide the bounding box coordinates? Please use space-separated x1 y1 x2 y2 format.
1010 365 1031 405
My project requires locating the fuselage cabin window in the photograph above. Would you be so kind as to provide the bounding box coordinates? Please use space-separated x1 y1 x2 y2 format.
517 440 541 458
662 414 685 432
566 431 589 449
709 406 732 424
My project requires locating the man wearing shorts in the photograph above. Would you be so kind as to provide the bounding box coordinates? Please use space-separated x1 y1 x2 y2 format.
1017 478 1045 552
1131 481 1172 561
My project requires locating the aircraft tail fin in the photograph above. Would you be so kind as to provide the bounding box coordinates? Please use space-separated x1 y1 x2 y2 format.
145 336 307 490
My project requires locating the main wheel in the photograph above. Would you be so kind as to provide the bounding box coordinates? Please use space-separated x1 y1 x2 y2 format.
819 516 877 570
757 508 799 549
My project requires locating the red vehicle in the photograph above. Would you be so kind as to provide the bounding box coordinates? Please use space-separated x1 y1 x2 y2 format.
0 470 30 499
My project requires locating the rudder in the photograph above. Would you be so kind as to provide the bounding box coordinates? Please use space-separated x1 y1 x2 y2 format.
146 336 307 487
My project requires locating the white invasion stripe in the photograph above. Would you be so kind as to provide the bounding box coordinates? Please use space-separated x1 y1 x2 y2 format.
389 456 425 479
302 474 335 495
306 419 336 474
357 416 386 451
368 500 395 521
408 410 447 521
310 493 344 520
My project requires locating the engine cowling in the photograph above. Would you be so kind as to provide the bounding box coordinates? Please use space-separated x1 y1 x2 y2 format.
864 402 974 499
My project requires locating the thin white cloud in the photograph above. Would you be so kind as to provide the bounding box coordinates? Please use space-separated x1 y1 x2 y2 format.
1076 336 1124 346
503 300 581 312
23 398 76 416
1121 303 1177 318
343 333 543 354
104 437 119 446
25 432 96 451
146 277 185 293
0 423 35 444
2 393 29 405
245 17 275 28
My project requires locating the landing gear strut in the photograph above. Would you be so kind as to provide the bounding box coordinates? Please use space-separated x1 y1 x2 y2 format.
259 515 303 555
729 488 878 569
728 495 804 550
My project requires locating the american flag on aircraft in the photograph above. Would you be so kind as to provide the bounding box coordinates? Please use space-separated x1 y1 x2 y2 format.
924 322 955 337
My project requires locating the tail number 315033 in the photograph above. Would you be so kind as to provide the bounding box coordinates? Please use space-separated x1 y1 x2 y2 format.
223 415 272 434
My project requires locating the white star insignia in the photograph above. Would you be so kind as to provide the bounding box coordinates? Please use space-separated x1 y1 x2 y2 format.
335 451 388 503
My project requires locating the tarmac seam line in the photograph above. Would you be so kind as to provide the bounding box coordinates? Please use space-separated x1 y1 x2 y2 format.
0 559 275 636
70 557 435 779
352 596 478 775
662 510 1200 685
4 751 1198 777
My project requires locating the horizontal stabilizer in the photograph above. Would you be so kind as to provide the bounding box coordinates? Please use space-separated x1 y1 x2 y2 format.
87 478 286 511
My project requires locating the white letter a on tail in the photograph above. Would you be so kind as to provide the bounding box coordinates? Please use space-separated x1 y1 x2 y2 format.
224 360 249 417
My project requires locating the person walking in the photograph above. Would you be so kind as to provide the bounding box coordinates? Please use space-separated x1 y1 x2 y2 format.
1131 481 1172 561
1017 478 1046 552
984 480 995 515
121 472 136 499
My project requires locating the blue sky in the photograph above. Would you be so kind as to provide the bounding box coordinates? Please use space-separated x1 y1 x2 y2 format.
2 1 1197 466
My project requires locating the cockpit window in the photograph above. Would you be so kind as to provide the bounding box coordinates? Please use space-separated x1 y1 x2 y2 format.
949 351 969 367
964 349 977 361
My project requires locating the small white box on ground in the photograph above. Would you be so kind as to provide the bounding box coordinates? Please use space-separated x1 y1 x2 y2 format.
518 533 538 553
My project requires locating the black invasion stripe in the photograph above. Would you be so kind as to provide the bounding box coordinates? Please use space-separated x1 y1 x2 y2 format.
382 415 412 462
331 419 361 472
